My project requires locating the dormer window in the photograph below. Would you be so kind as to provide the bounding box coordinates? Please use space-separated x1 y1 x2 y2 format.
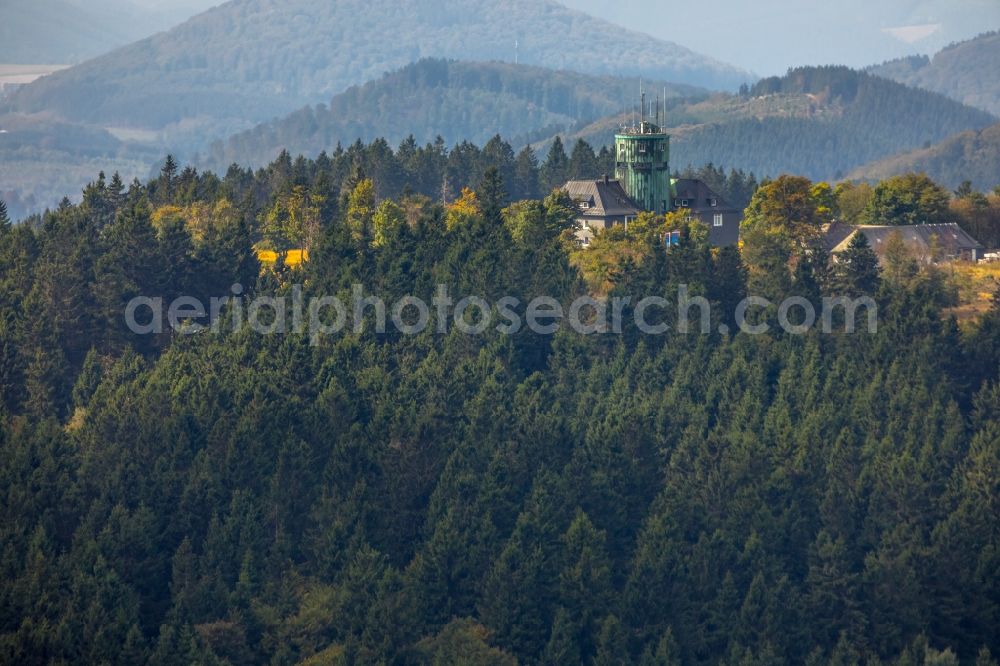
709 198 718 207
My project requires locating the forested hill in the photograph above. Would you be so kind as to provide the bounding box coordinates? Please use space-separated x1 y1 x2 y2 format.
1 148 1000 664
2 0 747 149
868 31 1000 116
205 59 703 171
549 66 997 181
0 0 135 64
0 0 217 64
848 122 1000 191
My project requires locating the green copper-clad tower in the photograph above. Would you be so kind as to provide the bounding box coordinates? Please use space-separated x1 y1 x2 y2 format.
614 93 670 214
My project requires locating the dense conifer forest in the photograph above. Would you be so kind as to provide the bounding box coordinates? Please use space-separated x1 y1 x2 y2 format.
561 67 997 183
868 31 1000 116
1 140 1000 665
849 122 1000 192
203 59 701 171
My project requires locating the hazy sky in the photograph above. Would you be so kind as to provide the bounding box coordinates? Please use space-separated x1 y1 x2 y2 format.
559 0 1000 75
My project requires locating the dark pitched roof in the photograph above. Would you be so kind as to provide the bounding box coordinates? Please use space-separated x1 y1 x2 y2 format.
831 223 983 254
563 178 640 217
671 178 740 213
821 221 855 252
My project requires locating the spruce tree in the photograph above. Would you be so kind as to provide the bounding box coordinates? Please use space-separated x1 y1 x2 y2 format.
592 615 629 666
834 231 880 296
159 154 179 201
568 139 599 180
513 146 541 201
540 136 569 193
478 166 507 227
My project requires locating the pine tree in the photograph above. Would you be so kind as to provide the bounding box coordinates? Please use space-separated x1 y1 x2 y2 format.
833 231 880 296
542 607 582 665
540 136 569 193
568 139 600 180
881 230 918 286
513 146 541 201
638 627 682 666
483 134 517 194
592 614 629 666
478 166 507 226
556 510 612 660
157 217 196 302
159 154 179 202
93 198 164 354
71 348 104 408
108 172 126 213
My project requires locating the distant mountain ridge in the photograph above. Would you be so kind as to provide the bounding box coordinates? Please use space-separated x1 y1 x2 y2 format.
0 59 703 220
538 66 997 182
868 31 1000 116
561 0 1000 78
3 0 749 153
205 59 705 171
0 0 218 64
848 122 1000 191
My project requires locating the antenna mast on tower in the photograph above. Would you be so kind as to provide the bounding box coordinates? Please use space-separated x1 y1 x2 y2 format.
640 76 646 129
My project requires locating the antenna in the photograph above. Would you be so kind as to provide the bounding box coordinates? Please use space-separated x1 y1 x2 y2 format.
639 79 644 125
514 39 518 65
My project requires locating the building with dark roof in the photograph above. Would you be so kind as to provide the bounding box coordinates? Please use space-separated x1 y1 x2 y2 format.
563 176 642 246
670 178 741 247
825 222 983 263
562 175 741 247
563 90 742 248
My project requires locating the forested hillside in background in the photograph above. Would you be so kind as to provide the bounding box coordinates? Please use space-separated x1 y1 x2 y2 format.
1 0 746 150
0 0 217 64
205 59 702 172
0 114 160 222
1 142 1000 664
0 55 706 222
5 62 993 222
849 122 1000 192
868 31 1000 116
552 66 997 182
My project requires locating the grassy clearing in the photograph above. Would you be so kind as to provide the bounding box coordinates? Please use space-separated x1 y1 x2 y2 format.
943 261 1000 322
